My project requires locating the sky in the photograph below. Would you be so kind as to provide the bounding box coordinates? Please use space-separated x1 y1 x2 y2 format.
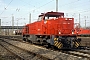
0 0 90 27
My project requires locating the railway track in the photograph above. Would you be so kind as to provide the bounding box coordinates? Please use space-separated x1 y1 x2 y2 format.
62 50 90 59
0 38 50 60
0 36 90 60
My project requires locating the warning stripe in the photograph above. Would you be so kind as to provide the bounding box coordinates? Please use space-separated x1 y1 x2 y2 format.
78 42 80 45
58 43 62 49
57 42 60 47
75 42 79 47
54 38 63 49
54 41 58 46
54 38 57 41
54 41 63 49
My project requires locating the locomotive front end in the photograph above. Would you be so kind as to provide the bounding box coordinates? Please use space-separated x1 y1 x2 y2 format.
54 18 81 49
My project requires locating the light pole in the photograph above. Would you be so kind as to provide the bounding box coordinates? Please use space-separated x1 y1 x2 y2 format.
56 0 58 12
85 19 86 28
84 16 87 28
29 13 31 23
17 19 19 30
79 14 80 28
0 19 1 34
12 15 14 35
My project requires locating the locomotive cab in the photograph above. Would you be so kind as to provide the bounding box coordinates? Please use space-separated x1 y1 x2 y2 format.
38 11 64 21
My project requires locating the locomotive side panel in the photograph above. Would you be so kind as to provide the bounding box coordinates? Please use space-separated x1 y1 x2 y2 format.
29 23 37 34
43 19 56 35
28 21 43 35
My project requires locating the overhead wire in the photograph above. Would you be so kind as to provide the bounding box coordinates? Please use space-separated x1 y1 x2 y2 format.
31 0 54 11
11 0 54 18
63 1 90 22
1 0 90 25
16 0 54 24
58 0 90 26
59 0 80 8
19 0 54 24
19 0 35 7
25 0 54 14
18 0 90 23
12 0 36 14
15 0 54 17
1 0 89 16
61 0 90 14
0 0 13 16
13 0 88 16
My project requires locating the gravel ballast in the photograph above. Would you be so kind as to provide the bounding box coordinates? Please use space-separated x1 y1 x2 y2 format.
4 39 89 60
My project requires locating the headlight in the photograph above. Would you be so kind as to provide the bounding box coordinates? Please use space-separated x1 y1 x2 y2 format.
72 30 75 34
59 31 61 34
72 31 74 34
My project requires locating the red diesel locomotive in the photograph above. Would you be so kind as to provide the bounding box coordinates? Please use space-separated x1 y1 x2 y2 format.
22 11 81 49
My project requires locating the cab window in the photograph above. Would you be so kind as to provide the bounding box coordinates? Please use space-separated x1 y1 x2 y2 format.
38 16 44 21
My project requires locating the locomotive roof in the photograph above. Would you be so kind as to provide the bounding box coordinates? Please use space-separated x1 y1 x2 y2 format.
39 12 64 17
